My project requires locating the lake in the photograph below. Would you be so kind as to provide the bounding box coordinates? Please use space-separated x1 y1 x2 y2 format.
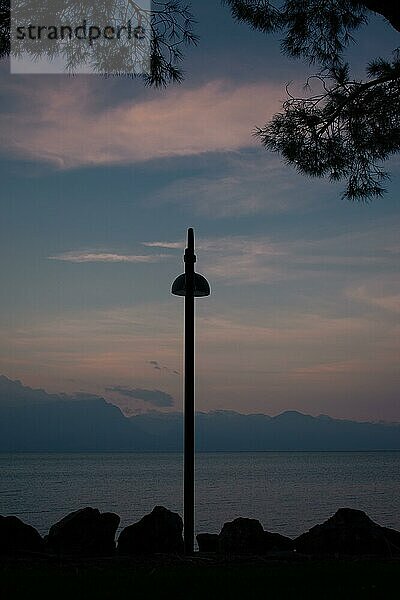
1 452 399 538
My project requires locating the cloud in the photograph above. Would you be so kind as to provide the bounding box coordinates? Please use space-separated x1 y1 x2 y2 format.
142 235 291 284
48 251 168 263
148 360 161 370
143 218 400 285
145 236 284 254
347 278 400 314
197 314 370 346
291 359 383 376
106 385 174 407
0 79 281 168
143 242 183 249
147 360 180 375
142 151 318 217
2 295 398 419
0 374 106 406
0 302 182 393
143 235 309 284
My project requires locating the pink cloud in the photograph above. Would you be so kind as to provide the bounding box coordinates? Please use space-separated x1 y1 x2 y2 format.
48 251 167 263
0 79 281 168
348 280 400 314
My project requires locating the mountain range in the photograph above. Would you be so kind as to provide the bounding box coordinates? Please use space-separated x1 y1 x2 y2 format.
1 375 399 452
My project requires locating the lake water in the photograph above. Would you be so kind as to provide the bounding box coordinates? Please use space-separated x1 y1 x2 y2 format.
1 452 399 538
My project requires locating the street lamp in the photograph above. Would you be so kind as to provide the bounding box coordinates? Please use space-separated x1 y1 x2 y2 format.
172 228 210 555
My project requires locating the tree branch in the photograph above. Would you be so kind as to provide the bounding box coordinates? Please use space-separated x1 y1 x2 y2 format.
318 71 400 137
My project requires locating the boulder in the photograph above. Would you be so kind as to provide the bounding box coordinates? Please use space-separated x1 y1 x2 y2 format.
196 533 219 553
219 517 265 554
118 506 183 554
381 526 400 554
294 508 400 556
45 507 120 556
0 515 44 555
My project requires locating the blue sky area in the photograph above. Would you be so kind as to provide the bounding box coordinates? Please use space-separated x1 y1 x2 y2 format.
0 1 399 420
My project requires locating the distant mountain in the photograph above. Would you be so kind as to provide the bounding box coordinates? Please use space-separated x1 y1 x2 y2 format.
0 376 399 451
131 410 400 452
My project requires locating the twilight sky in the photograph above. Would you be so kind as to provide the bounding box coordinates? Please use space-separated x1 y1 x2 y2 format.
0 1 399 421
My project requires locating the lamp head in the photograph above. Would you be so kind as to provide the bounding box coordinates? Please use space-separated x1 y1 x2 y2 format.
172 273 210 297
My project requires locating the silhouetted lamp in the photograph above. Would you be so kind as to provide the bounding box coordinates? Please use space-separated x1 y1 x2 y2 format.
171 273 210 297
172 228 210 555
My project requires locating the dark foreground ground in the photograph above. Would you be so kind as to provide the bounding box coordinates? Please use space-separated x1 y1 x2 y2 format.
1 555 399 599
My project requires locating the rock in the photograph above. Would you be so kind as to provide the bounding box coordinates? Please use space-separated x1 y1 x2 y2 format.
294 507 400 556
118 506 183 554
45 507 120 556
381 526 400 554
219 517 265 554
197 533 219 553
263 530 294 552
0 515 44 555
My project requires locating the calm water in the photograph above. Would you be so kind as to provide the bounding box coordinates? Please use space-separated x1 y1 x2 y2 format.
0 452 399 537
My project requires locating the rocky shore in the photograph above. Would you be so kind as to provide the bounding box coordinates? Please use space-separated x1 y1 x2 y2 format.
1 507 399 598
1 506 399 558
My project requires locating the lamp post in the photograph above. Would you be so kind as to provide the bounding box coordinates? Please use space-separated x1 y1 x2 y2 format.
172 228 210 554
